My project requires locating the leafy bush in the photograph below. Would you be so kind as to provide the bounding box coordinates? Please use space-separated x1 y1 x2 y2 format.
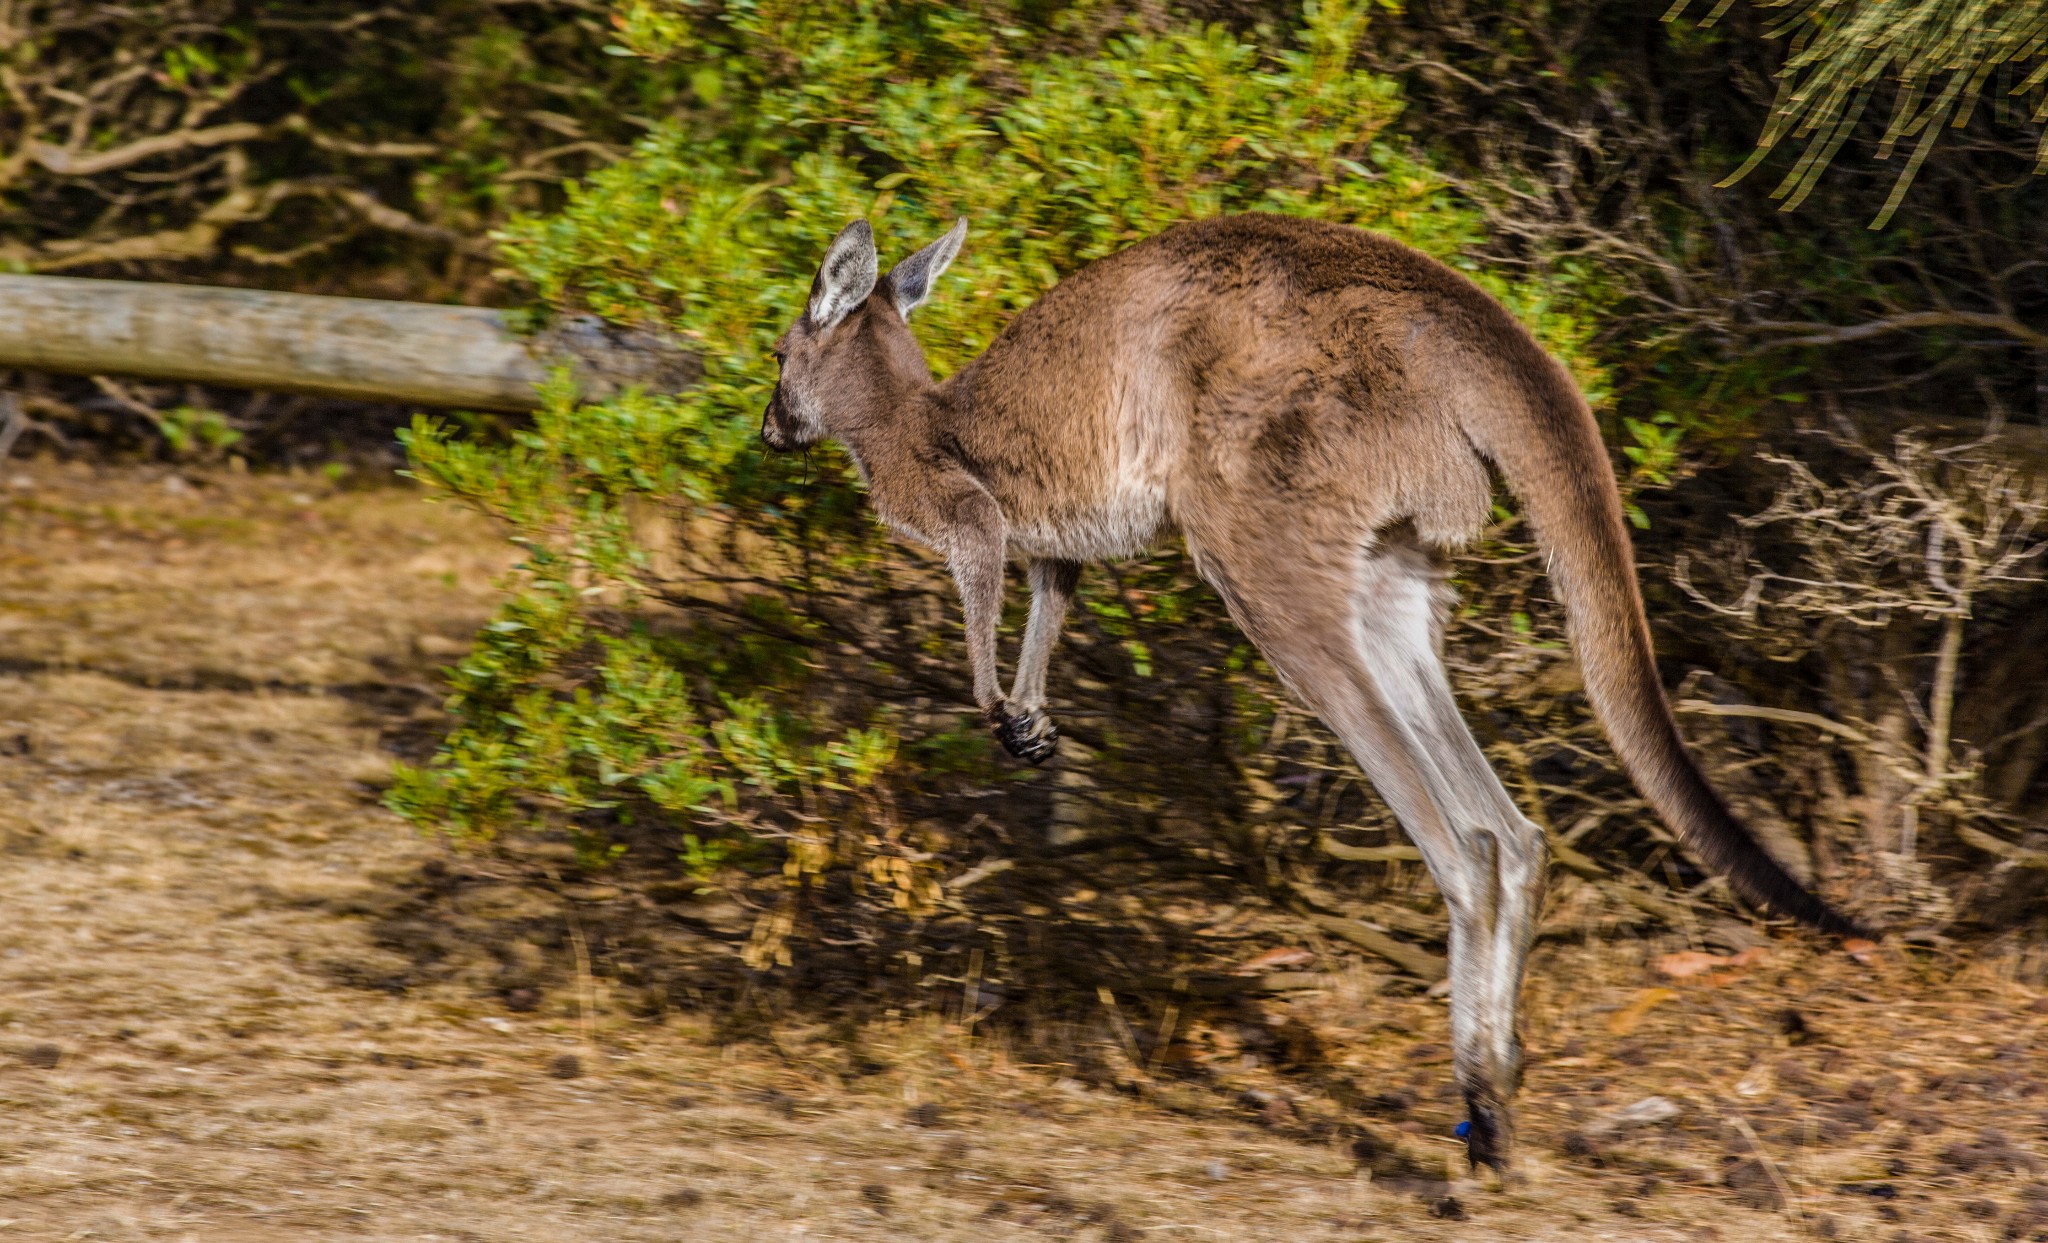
389 0 1620 961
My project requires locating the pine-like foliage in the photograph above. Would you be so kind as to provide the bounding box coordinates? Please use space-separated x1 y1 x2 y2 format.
1687 0 2048 224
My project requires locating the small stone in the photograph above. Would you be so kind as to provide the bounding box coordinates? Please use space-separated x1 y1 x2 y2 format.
505 988 540 1013
905 1102 944 1127
1723 1158 1783 1211
745 1088 797 1118
548 1053 582 1080
659 1187 703 1209
21 1043 61 1069
1559 1131 1601 1160
1204 1159 1229 1181
860 1183 893 1214
1239 1088 1294 1126
1586 1095 1682 1136
1430 1196 1465 1220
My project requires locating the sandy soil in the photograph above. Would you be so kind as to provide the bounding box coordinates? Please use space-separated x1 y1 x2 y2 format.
1 458 2044 1242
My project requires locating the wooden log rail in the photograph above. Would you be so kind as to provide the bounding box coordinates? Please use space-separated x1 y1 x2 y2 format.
0 274 695 411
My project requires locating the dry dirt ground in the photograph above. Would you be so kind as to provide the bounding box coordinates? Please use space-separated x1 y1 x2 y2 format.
2 458 2046 1242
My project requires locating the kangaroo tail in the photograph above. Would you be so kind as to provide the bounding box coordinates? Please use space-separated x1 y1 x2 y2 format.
1468 339 1864 938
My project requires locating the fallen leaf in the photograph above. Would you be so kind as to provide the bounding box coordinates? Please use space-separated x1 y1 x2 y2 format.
1734 1063 1773 1098
1843 937 1879 964
1653 951 1727 979
1656 947 1767 982
1234 946 1317 975
1607 987 1679 1035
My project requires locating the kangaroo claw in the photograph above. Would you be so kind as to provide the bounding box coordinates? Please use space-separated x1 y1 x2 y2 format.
987 704 1059 764
1461 1095 1513 1175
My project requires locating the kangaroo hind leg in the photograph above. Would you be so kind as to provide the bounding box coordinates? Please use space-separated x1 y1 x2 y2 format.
1192 528 1546 1172
1349 533 1547 1173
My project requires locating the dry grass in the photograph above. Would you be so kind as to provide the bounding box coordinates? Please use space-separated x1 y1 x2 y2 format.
0 457 2043 1241
0 459 507 688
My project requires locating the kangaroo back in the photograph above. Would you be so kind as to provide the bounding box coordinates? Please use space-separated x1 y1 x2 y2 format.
1463 334 1861 936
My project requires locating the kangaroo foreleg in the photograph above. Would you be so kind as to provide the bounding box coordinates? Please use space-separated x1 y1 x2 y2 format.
994 558 1080 763
936 505 1006 711
1011 559 1081 709
904 471 1053 765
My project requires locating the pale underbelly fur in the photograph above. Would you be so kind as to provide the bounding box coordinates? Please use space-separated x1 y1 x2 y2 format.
1003 476 1171 562
1002 396 1179 562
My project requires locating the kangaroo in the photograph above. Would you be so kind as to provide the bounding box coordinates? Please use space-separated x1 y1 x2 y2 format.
760 213 1861 1171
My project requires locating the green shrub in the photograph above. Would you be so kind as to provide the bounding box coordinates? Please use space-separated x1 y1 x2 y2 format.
388 0 1620 960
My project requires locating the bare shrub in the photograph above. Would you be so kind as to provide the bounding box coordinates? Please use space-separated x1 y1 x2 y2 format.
1676 428 2048 923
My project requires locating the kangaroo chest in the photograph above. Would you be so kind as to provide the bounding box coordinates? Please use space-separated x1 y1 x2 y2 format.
995 388 1184 563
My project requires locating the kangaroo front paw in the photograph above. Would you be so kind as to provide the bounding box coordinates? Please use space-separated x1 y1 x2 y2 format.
986 703 1059 765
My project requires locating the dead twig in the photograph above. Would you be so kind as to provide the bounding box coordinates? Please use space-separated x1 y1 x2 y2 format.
0 394 24 461
1726 1112 1801 1217
1316 832 1422 863
1955 824 2048 868
1675 699 1873 746
1301 912 1448 982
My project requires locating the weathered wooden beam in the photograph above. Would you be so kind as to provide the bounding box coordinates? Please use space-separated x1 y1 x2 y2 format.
0 273 695 411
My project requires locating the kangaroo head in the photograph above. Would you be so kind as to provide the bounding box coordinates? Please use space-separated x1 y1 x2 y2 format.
761 217 967 451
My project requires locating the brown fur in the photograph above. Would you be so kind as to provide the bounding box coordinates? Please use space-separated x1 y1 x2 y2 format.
764 213 1859 1170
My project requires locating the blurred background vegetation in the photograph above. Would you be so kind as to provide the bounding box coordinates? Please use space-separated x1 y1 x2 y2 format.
4 0 2046 1012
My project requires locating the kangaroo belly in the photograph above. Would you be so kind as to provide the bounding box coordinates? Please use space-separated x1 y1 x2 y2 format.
994 362 1186 562
1003 475 1172 561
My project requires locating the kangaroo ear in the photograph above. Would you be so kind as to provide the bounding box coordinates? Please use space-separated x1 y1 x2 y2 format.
883 218 967 317
807 219 879 329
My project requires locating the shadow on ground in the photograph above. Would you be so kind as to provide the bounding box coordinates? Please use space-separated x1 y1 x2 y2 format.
1 459 2044 1241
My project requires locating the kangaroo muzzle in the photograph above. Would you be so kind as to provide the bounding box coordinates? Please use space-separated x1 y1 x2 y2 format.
761 390 791 451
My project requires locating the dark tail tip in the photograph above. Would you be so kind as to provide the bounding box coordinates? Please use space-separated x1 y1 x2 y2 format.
1713 829 1872 941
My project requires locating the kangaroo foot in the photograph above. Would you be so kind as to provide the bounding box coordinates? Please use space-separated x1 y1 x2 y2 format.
986 703 1059 764
1461 1093 1514 1175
